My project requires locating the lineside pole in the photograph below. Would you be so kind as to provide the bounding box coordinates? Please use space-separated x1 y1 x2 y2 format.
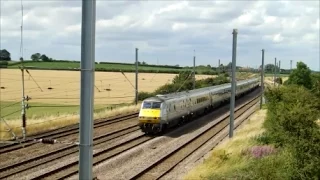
290 60 293 72
279 60 281 79
79 0 96 179
193 50 196 89
20 1 26 140
20 66 26 140
229 29 238 138
218 59 220 75
260 49 265 109
135 48 139 105
274 58 276 86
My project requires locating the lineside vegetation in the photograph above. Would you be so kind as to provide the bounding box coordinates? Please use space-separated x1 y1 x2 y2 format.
137 71 230 101
185 61 320 180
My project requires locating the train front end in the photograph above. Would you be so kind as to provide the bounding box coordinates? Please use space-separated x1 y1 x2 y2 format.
138 99 163 134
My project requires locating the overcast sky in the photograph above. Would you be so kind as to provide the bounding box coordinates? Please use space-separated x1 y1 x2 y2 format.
0 0 319 70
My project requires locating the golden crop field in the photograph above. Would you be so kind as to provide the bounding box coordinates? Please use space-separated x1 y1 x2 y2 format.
0 69 213 105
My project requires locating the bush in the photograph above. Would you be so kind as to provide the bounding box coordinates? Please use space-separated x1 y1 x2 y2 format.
311 73 320 97
262 85 320 179
275 77 282 84
285 61 313 89
137 91 154 101
0 61 8 68
208 148 296 180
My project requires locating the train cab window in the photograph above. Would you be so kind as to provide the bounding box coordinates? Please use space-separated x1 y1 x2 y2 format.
142 101 161 109
152 102 161 109
142 102 152 109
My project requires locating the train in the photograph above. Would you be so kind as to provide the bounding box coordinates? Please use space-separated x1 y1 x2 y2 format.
138 77 260 134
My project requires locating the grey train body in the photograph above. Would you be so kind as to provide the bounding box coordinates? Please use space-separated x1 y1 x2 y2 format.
138 78 260 133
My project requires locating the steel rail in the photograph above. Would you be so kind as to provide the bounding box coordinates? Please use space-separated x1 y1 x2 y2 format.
0 112 139 153
0 122 140 179
130 94 260 180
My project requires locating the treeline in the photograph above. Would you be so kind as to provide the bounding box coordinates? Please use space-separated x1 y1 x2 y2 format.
100 61 183 69
6 60 199 70
4 66 218 75
137 71 230 101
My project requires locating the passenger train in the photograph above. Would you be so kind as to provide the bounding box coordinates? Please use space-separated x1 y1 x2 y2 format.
138 78 260 134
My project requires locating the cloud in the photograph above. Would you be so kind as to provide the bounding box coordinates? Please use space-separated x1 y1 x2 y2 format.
0 0 319 71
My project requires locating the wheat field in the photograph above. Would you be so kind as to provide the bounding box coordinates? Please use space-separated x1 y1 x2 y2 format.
0 69 213 140
0 69 213 105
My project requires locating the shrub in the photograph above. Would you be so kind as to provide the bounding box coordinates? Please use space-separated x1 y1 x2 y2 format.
263 85 320 179
285 61 313 89
208 148 296 180
137 91 155 101
0 61 8 68
275 77 282 84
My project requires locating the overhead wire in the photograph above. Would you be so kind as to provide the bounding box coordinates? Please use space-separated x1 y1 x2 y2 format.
25 69 43 91
1 109 22 119
0 101 21 110
176 71 194 92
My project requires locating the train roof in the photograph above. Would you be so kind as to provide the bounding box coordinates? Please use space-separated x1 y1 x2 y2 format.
143 77 259 102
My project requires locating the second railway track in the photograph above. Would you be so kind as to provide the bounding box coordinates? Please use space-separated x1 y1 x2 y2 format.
129 94 260 180
0 123 141 179
1 89 261 180
21 134 154 180
0 112 139 154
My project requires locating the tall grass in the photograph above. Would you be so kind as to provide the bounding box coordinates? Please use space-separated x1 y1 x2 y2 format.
184 109 268 180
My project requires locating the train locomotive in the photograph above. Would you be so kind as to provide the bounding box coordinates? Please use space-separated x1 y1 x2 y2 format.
138 78 260 134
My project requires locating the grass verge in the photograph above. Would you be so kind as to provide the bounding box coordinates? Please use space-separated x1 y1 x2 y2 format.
184 109 291 180
0 101 129 120
0 102 141 140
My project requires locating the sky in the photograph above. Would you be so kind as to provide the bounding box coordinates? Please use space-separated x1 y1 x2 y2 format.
0 0 319 71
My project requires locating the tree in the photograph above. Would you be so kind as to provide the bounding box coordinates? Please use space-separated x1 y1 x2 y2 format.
172 71 192 84
0 49 11 61
31 53 41 61
40 54 49 62
285 61 313 89
263 64 279 73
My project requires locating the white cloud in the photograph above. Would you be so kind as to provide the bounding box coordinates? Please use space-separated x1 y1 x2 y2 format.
273 34 284 43
172 23 188 31
0 0 319 70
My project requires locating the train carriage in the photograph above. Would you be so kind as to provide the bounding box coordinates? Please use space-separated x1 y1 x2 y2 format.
138 78 260 134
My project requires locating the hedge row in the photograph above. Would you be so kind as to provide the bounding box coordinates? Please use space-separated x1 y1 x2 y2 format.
137 73 229 101
5 66 218 75
0 61 8 68
259 85 320 179
99 61 183 69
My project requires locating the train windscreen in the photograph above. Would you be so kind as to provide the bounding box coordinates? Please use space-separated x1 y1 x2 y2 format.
142 101 161 109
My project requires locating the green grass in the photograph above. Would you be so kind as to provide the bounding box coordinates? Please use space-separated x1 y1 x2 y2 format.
0 101 128 120
8 61 215 74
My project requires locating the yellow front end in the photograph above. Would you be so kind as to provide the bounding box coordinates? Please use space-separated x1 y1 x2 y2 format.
139 109 161 124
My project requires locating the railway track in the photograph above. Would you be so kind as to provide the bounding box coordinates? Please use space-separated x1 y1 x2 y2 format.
130 94 260 180
25 134 154 180
0 122 140 179
1 89 261 180
0 112 139 154
28 91 260 180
